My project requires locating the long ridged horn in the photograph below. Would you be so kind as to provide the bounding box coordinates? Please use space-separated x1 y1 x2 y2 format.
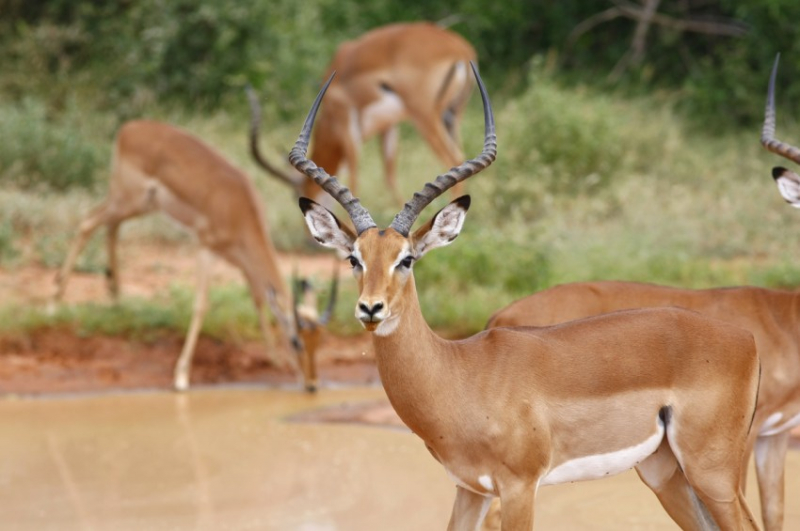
245 85 305 190
288 73 377 235
390 61 496 236
762 53 800 165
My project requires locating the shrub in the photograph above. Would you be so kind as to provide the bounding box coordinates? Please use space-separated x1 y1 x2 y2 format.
0 98 103 190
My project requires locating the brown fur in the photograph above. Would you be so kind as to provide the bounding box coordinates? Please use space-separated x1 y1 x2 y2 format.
55 120 322 391
301 22 477 204
306 208 761 530
489 280 800 530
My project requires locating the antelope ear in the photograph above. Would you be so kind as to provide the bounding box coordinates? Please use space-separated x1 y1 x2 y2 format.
773 167 800 208
299 198 356 253
411 195 471 257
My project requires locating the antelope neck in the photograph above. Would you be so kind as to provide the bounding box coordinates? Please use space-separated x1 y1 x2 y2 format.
371 277 452 434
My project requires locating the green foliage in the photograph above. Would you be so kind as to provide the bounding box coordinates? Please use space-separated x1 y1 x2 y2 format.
498 71 627 194
4 0 800 339
0 98 103 190
0 217 19 264
0 284 263 341
686 0 800 127
412 223 551 332
5 0 800 129
747 262 800 289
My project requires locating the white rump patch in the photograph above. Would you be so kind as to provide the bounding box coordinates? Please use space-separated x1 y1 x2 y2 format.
360 91 406 138
477 475 494 493
541 418 665 486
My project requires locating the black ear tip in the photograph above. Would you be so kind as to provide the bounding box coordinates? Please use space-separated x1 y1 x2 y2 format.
299 197 315 213
773 167 788 180
455 195 471 210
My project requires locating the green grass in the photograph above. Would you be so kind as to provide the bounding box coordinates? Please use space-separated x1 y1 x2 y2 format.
0 284 262 341
3 68 800 339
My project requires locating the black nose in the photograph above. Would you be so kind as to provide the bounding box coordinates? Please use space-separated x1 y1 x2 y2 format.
359 302 384 316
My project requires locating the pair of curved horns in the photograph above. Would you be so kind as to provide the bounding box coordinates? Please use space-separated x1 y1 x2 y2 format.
289 61 496 236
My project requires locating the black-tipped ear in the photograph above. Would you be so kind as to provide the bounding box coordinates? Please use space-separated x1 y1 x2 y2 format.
454 195 471 211
773 167 789 180
299 197 316 214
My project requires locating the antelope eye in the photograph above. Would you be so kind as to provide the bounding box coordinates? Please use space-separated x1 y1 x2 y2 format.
347 256 360 269
399 256 414 269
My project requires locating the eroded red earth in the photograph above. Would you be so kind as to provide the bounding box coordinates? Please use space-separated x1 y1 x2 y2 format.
0 242 378 396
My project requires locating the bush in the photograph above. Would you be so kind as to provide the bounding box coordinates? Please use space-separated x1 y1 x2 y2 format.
0 98 103 190
490 67 683 202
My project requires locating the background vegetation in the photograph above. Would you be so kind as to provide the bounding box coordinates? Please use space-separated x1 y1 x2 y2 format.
2 0 800 338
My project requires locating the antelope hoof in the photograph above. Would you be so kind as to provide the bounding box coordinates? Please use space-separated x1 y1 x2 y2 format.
173 373 190 392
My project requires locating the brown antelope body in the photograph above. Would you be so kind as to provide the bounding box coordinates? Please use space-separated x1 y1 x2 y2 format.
55 120 335 391
290 64 761 530
488 281 794 530
481 54 800 531
249 22 477 205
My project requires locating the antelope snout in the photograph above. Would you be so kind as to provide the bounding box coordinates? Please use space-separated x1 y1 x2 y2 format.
356 299 387 329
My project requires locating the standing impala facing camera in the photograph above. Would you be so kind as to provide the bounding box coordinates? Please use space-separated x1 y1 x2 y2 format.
291 64 761 530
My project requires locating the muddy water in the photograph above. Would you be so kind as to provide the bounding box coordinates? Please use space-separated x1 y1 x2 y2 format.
1 387 798 530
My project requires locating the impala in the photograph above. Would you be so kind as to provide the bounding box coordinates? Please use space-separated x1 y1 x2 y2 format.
54 120 336 392
248 21 477 206
483 54 799 531
292 64 760 530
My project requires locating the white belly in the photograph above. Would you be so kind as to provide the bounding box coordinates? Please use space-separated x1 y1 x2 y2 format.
540 423 665 486
360 91 406 138
760 410 800 436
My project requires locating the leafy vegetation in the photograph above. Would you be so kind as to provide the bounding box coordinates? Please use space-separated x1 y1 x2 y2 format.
2 1 800 338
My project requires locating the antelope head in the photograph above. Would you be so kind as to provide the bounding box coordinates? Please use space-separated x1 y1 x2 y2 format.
292 270 338 391
762 53 800 206
290 63 495 334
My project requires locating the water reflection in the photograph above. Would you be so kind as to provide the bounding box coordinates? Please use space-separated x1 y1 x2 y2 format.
0 388 454 531
1 388 799 530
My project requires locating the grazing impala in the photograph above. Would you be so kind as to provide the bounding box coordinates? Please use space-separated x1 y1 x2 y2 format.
54 120 337 392
248 22 477 206
292 64 760 530
484 55 799 531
